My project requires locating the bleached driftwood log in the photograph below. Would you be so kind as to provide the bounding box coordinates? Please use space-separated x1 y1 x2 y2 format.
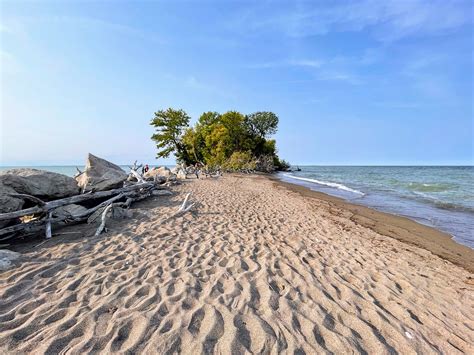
0 192 130 238
94 203 114 236
0 157 177 242
45 212 52 239
0 182 155 222
175 192 195 215
128 161 145 183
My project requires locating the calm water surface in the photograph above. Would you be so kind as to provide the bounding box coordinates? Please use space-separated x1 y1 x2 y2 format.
279 166 474 248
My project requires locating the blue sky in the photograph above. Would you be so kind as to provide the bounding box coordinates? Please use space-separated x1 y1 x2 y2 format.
1 0 472 166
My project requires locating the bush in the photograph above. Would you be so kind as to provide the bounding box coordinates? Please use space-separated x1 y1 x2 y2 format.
223 151 256 171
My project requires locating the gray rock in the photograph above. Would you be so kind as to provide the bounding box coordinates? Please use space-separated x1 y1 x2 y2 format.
53 204 88 218
111 206 133 220
0 184 24 228
76 153 127 192
0 169 79 199
0 249 21 271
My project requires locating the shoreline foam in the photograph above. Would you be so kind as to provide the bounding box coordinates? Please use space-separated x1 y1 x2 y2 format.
271 175 474 273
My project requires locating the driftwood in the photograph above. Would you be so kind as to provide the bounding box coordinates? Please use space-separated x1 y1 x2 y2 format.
0 182 154 222
175 192 195 215
45 212 52 239
0 192 132 238
0 160 182 243
94 204 114 236
8 193 46 206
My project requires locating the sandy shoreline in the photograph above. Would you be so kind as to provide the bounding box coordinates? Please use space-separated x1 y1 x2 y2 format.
271 176 474 273
1 174 473 353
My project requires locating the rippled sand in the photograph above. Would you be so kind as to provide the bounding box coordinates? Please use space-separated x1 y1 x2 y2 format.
0 174 473 354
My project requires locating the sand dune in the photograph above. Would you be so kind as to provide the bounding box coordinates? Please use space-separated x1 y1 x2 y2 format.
0 174 473 354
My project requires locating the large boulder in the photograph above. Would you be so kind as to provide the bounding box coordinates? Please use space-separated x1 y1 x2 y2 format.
0 184 24 228
152 166 171 178
143 167 168 183
0 169 79 200
76 153 127 192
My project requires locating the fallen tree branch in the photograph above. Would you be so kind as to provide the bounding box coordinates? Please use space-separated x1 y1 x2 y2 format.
45 212 52 239
0 182 155 222
175 192 195 215
0 192 129 238
94 203 114 236
8 193 46 206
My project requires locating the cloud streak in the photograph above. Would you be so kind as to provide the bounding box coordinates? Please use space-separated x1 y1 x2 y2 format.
233 0 472 41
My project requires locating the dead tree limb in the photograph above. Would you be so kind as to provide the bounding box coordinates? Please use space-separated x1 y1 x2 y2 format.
0 182 154 222
94 203 114 236
8 193 46 206
45 212 52 239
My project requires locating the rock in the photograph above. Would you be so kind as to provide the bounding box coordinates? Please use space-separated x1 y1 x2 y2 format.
53 204 88 218
111 206 133 220
144 167 169 182
177 169 187 180
167 173 177 182
0 250 21 271
0 169 79 199
0 184 24 228
76 153 128 192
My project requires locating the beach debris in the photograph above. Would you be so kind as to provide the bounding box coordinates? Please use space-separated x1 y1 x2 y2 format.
177 169 187 180
405 331 413 339
0 155 179 243
94 203 114 236
76 153 128 192
45 212 53 239
0 168 79 199
176 192 195 215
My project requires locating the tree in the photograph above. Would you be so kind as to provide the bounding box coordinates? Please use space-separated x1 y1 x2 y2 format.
244 112 279 138
150 107 289 171
150 108 192 163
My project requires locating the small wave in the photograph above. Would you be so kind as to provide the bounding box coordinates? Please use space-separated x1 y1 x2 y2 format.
412 191 474 213
406 182 456 192
283 174 364 195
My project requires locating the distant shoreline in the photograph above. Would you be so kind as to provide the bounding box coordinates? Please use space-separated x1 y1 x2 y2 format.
268 174 474 273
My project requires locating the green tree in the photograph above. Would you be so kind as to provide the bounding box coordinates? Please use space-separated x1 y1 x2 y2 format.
244 112 279 138
150 108 192 163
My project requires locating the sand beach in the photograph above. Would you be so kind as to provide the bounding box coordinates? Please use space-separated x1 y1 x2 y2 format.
0 174 473 354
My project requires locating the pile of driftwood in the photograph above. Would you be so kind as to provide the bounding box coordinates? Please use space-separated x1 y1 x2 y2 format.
0 161 185 243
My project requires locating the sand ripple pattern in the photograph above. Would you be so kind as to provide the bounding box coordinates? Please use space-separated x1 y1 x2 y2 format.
1 175 473 354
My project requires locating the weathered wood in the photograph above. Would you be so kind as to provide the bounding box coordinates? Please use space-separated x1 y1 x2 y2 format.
8 193 46 206
45 212 52 239
94 203 113 236
0 192 130 238
0 182 154 222
130 169 145 183
175 192 195 215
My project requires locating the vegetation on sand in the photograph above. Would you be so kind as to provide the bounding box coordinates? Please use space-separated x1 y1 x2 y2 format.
150 108 289 172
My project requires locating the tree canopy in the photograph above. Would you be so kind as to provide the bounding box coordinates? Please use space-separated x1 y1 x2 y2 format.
151 108 289 172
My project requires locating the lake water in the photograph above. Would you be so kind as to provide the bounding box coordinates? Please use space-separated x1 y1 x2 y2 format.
1 165 472 248
279 166 474 249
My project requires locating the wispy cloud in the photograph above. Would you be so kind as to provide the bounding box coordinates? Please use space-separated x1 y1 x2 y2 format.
247 59 323 69
233 0 471 41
